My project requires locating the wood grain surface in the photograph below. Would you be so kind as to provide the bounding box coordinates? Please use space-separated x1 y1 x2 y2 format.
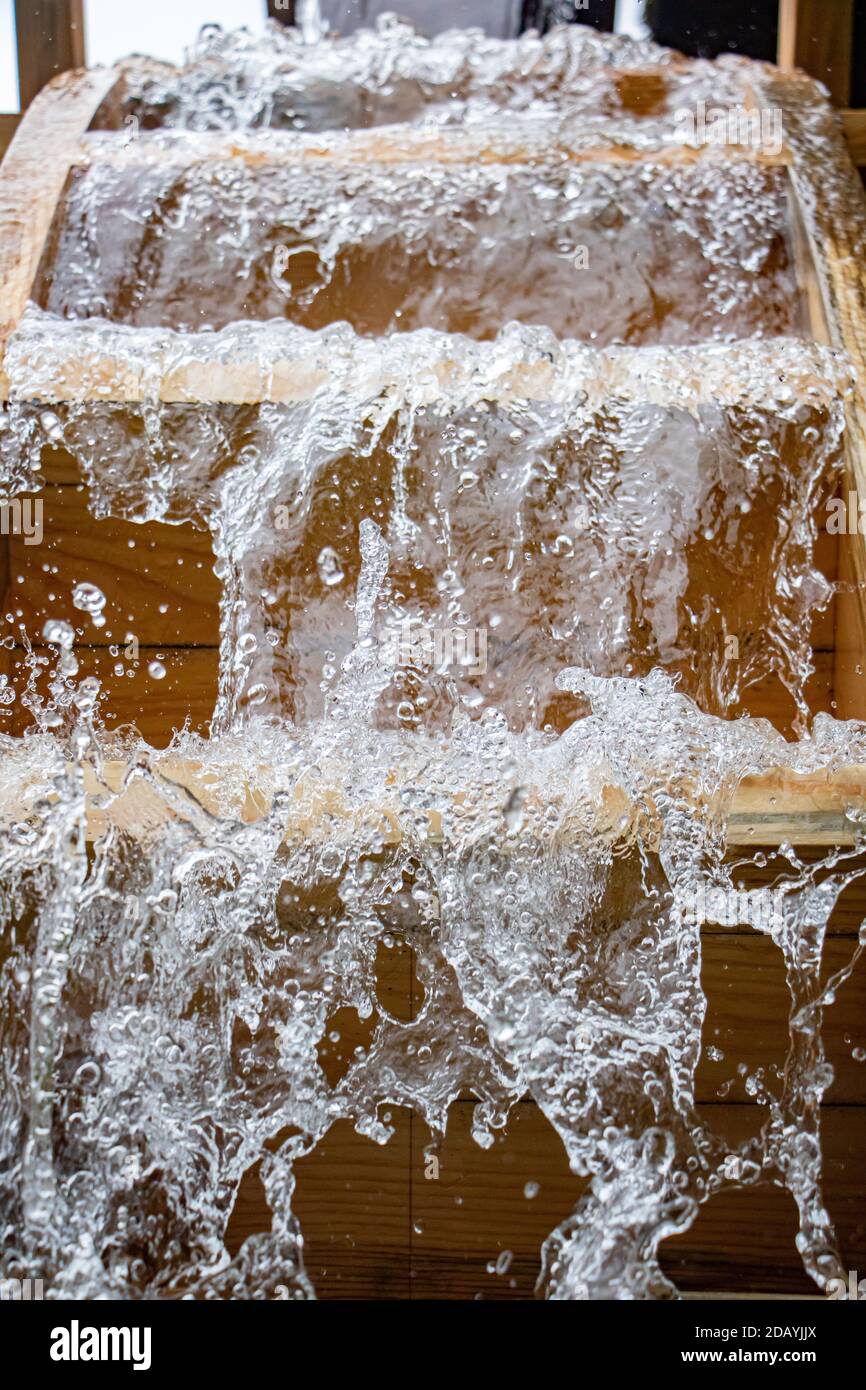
778 0 854 106
0 66 117 394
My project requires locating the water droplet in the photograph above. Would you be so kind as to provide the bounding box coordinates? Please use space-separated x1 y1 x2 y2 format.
317 546 344 586
42 619 75 648
72 582 106 615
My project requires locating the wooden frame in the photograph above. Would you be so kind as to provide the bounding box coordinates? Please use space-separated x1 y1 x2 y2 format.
1 59 865 844
0 67 116 382
0 24 865 1303
777 0 853 105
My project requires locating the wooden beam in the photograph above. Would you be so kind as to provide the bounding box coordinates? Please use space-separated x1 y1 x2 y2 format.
3 318 838 406
785 178 832 342
0 114 20 159
750 69 866 738
725 766 866 846
79 123 794 172
0 757 858 849
842 108 866 165
14 0 85 112
778 0 853 106
0 67 118 396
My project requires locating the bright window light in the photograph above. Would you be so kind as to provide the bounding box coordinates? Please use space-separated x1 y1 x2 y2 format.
0 0 17 110
85 0 267 69
615 0 650 39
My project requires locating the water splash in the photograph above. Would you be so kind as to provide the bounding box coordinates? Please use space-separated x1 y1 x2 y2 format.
40 160 800 343
0 18 864 1301
92 16 766 137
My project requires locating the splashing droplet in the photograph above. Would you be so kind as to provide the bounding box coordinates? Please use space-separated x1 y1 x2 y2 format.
316 546 344 587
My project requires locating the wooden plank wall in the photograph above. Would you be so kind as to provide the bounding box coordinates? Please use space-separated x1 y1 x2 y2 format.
243 1105 865 1298
844 110 866 165
778 0 853 105
14 0 85 111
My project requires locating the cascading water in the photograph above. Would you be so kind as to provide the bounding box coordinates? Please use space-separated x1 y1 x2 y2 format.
0 17 864 1300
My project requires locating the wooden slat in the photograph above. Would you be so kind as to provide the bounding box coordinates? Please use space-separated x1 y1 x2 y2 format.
0 722 861 848
786 176 832 341
18 756 866 850
778 0 853 106
725 764 866 847
14 0 86 112
3 320 842 406
77 124 794 177
0 115 19 160
835 528 866 720
842 109 866 166
0 66 117 395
